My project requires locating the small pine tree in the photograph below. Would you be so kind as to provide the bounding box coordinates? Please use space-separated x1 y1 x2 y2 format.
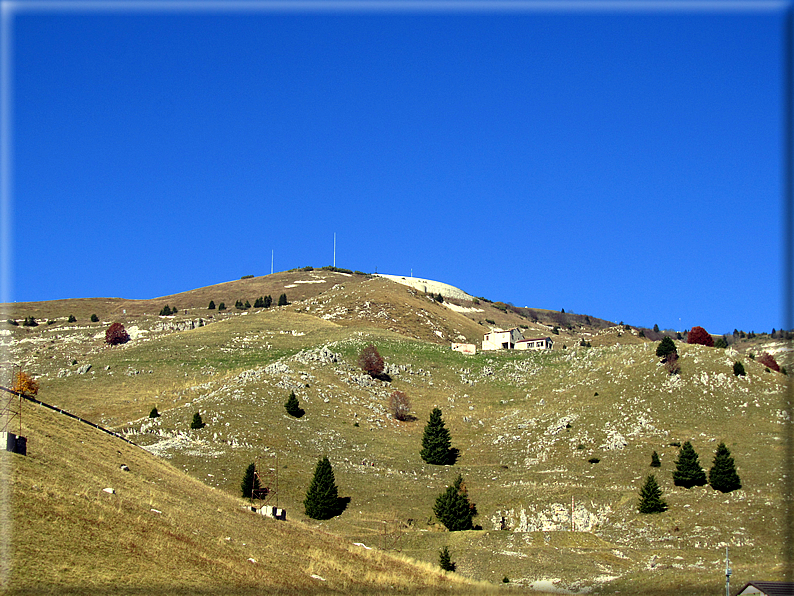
650 451 661 467
190 412 205 429
218 302 226 311
438 546 456 572
235 299 244 310
278 293 288 306
68 314 77 322
159 305 172 316
656 336 677 359
149 407 160 418
285 391 304 418
672 441 707 488
421 407 454 465
708 442 742 493
264 295 272 308
653 323 660 333
254 297 263 308
433 474 477 531
303 456 340 520
241 462 261 499
638 474 668 513
208 300 216 310
90 313 99 322
733 361 746 376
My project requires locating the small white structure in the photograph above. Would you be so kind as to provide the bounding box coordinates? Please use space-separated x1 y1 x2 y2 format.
451 343 476 355
259 505 286 521
482 328 524 351
516 337 553 351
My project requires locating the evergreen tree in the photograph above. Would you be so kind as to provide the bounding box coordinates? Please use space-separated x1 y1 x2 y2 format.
159 305 172 316
304 456 340 520
244 300 251 309
650 451 661 467
637 474 668 513
285 390 304 418
656 336 677 360
264 295 272 308
278 293 288 306
190 412 205 429
218 302 226 311
438 546 456 572
90 313 99 322
208 300 216 310
148 407 160 418
653 323 660 333
254 297 263 308
421 407 453 465
708 442 742 493
733 361 746 376
433 474 477 531
241 462 261 499
68 314 77 322
672 441 707 488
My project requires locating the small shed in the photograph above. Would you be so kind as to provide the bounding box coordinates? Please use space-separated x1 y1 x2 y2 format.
451 343 476 355
736 582 794 595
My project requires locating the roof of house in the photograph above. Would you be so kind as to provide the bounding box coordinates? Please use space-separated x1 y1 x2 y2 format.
516 337 552 343
737 581 794 596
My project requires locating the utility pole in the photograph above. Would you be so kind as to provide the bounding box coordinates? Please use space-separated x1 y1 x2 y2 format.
271 250 274 275
725 546 731 596
333 233 336 268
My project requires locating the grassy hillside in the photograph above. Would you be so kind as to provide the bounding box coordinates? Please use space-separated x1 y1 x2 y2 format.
3 272 791 594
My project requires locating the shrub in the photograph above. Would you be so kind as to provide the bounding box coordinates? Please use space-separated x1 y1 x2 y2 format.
664 352 681 375
22 316 38 327
687 326 714 347
244 300 251 309
438 546 456 572
656 337 677 360
358 344 385 378
46 319 56 325
208 300 216 310
12 371 39 396
159 305 172 316
421 407 454 465
389 390 411 421
284 391 304 418
68 314 77 323
433 474 477 531
6 319 18 326
733 361 746 376
105 322 130 346
638 474 668 513
708 442 741 493
149 407 160 418
190 412 205 429
552 326 560 335
218 302 226 311
651 451 661 467
757 352 780 372
90 314 99 322
278 293 288 306
715 337 728 349
503 577 510 584
588 457 600 464
304 456 341 520
235 300 244 310
241 274 254 279
241 462 261 499
672 441 707 488
485 319 495 325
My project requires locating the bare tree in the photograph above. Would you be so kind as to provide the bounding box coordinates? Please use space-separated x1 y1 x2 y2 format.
358 344 385 378
389 390 411 421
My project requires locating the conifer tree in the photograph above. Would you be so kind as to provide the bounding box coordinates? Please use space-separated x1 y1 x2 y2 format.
733 361 746 376
421 407 453 465
190 412 205 429
650 451 661 467
149 407 160 418
637 474 668 513
208 300 216 310
433 474 477 531
278 293 288 306
672 441 707 488
241 462 262 499
244 300 251 309
285 390 304 418
656 336 677 360
438 546 456 572
304 456 340 520
708 442 742 493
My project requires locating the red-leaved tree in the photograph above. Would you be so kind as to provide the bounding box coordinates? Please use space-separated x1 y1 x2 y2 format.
358 344 385 378
105 322 130 346
389 390 411 421
687 326 714 347
757 352 780 372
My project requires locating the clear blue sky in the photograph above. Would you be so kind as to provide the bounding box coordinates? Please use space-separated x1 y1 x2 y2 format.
4 1 790 335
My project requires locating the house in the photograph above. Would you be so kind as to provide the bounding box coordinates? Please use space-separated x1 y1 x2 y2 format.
736 582 794 595
482 328 524 351
516 337 553 351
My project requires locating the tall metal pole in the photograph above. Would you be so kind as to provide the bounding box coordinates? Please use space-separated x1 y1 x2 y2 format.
271 250 274 275
333 233 336 268
725 546 731 596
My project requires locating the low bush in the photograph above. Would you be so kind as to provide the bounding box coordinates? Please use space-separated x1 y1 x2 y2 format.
67 314 76 322
149 407 160 418
588 457 600 464
90 314 99 322
240 274 254 279
22 317 37 327
485 319 495 325
733 361 746 376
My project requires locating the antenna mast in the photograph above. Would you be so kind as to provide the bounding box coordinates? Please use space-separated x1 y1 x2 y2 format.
271 249 274 275
333 233 336 268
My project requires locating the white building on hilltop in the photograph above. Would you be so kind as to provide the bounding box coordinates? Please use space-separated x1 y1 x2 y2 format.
482 328 524 351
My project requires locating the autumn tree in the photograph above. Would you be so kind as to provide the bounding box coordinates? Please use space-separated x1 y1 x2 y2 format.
757 352 780 372
105 322 130 346
687 326 714 347
389 390 411 421
433 474 477 531
12 371 39 396
358 344 385 378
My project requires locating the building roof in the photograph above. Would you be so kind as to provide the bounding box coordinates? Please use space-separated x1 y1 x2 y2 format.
516 337 552 343
737 581 794 596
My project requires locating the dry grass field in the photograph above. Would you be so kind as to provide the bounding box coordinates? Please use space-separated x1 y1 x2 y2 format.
2 270 791 594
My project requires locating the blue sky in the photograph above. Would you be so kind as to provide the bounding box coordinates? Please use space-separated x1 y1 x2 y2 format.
3 1 789 335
